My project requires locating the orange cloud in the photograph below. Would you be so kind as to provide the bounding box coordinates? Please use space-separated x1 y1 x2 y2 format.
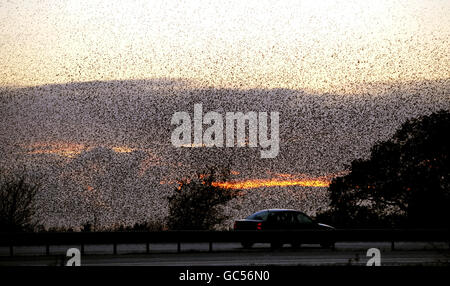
26 142 89 158
212 177 330 189
111 146 135 153
25 142 138 158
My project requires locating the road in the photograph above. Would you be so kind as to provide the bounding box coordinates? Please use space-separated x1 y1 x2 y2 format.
1 242 449 266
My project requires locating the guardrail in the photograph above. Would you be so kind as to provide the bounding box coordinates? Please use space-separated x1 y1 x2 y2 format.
1 229 449 256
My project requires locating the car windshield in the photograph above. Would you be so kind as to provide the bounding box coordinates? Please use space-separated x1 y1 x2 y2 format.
296 212 314 224
246 211 268 221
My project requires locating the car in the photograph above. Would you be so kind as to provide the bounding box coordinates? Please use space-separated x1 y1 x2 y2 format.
233 209 335 249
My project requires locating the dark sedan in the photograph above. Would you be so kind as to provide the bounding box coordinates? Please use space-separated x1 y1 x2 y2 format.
234 209 335 249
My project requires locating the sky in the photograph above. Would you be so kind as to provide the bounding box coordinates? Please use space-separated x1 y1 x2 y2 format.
1 0 449 228
1 0 449 93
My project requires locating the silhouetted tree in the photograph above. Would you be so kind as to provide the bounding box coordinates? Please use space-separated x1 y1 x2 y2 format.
317 110 450 228
168 166 240 230
81 222 93 232
0 172 41 232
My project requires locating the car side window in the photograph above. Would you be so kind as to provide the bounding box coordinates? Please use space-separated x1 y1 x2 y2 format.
296 213 313 224
267 212 278 223
277 213 288 224
285 212 297 224
278 212 296 224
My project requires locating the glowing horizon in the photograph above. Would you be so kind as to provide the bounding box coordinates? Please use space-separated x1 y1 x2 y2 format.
25 142 136 158
212 178 331 189
23 141 335 189
1 0 449 93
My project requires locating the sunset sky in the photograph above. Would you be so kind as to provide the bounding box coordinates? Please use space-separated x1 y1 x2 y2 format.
1 1 449 228
1 0 449 93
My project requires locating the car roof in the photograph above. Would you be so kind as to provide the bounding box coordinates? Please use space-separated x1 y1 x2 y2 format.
246 209 310 220
258 209 302 213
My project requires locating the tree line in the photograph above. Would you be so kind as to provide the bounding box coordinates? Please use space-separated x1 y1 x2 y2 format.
1 110 449 231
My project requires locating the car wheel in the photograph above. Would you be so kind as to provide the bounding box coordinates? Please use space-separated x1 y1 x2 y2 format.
241 242 254 249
